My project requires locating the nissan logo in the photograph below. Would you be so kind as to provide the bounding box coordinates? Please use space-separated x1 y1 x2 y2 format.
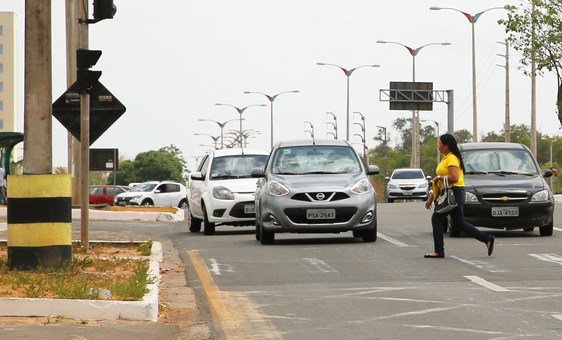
316 193 326 200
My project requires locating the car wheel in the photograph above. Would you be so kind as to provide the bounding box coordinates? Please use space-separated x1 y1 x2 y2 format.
539 222 553 236
361 227 377 243
523 227 534 232
352 230 361 238
387 198 394 203
188 213 202 233
178 199 188 209
202 203 215 235
255 220 261 241
141 199 153 206
260 224 274 244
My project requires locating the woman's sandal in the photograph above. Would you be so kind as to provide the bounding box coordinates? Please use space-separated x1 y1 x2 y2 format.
424 253 444 258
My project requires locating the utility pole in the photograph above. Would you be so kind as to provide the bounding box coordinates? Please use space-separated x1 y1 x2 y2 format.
530 2 537 156
66 0 80 205
497 40 511 142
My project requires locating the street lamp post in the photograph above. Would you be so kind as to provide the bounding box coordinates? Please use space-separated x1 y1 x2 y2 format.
194 133 221 150
317 62 380 142
304 121 314 139
421 119 440 167
198 118 241 149
376 40 450 168
353 111 368 166
215 103 266 147
326 112 338 139
430 5 508 142
243 90 299 149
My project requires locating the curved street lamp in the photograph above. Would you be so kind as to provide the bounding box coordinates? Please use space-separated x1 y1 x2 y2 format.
430 5 508 142
317 62 380 142
243 90 300 149
194 133 220 150
376 40 450 168
304 121 314 140
215 103 266 147
326 112 338 139
353 111 368 166
198 118 241 149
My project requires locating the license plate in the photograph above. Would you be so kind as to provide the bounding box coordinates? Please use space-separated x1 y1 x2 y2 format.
306 209 336 220
244 205 255 214
116 201 126 206
402 192 413 196
491 207 519 217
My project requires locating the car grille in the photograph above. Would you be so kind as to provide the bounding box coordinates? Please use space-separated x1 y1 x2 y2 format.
482 193 527 204
229 201 255 218
398 185 416 191
291 192 349 202
284 207 357 224
115 197 132 205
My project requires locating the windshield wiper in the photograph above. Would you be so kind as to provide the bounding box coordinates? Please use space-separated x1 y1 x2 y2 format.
275 172 302 175
465 171 488 175
301 171 340 175
489 170 535 176
212 175 240 179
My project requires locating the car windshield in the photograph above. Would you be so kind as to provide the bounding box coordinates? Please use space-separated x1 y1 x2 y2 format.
392 170 424 179
133 183 158 192
210 154 268 179
272 146 361 175
462 148 539 174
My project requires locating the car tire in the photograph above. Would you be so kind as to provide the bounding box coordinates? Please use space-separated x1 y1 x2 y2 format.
260 224 274 244
255 220 261 241
189 214 202 233
523 227 534 232
202 203 216 235
539 222 553 236
141 199 153 206
361 227 377 243
178 199 188 209
388 198 394 203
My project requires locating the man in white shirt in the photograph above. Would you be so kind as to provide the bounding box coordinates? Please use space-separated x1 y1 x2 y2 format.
0 167 6 205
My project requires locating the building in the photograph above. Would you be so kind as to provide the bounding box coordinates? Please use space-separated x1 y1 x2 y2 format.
0 12 17 133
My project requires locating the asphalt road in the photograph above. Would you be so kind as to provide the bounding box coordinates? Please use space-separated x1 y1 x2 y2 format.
178 202 562 340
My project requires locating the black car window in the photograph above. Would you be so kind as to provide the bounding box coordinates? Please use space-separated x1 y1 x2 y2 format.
463 149 538 174
392 170 424 179
166 184 180 192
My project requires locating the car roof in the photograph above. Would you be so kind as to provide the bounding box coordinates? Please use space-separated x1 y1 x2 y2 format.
392 168 424 172
275 139 352 148
210 148 270 157
459 142 527 151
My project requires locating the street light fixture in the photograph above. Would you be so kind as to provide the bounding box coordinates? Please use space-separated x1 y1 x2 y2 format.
430 5 508 142
421 119 440 167
326 112 338 139
353 111 368 166
317 62 380 142
215 103 266 147
243 90 300 149
194 133 221 150
198 118 242 149
304 121 314 140
376 40 450 168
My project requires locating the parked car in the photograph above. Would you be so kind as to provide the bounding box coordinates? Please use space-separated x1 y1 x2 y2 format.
447 142 555 237
252 139 380 244
114 181 188 208
385 168 431 202
187 148 270 235
89 185 132 205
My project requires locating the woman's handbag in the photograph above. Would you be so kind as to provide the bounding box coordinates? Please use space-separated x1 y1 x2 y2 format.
435 176 457 214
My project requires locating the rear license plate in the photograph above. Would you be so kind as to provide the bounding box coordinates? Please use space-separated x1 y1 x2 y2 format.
306 209 336 220
244 205 255 214
491 207 519 217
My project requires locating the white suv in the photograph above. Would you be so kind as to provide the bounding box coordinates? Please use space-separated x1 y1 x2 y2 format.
187 148 269 235
114 181 188 208
385 168 430 203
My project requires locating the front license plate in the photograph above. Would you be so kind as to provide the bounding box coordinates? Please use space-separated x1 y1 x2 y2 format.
402 192 413 196
116 201 126 206
306 209 336 220
491 207 519 217
244 205 255 214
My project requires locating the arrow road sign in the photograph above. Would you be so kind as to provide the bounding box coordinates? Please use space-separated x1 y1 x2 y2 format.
52 80 126 145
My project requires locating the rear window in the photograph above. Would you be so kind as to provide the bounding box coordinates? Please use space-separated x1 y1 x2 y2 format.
392 170 424 179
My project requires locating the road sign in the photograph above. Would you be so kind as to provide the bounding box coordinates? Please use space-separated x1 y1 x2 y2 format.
52 80 126 145
90 148 118 171
388 82 433 111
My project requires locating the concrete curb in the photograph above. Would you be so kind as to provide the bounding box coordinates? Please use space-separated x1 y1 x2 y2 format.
0 241 163 321
71 208 185 222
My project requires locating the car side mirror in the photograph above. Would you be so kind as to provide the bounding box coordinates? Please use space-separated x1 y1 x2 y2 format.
251 167 265 178
190 171 204 181
542 169 553 178
384 176 390 181
426 175 432 180
366 165 380 175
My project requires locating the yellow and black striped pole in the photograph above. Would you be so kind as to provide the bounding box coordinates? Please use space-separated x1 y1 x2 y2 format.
7 174 72 269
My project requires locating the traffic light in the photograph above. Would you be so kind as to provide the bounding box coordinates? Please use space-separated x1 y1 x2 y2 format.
93 0 117 22
75 49 102 92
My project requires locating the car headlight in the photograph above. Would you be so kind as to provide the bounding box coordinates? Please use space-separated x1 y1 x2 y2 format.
132 195 142 200
213 186 235 200
388 183 398 189
351 179 373 194
531 189 550 202
266 181 289 196
418 182 428 188
465 191 478 204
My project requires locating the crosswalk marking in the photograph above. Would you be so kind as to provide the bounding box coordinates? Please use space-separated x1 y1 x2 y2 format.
529 253 562 265
301 257 338 273
378 233 409 247
464 275 510 292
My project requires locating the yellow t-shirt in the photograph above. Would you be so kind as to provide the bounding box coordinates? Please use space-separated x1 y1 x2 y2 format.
432 152 465 199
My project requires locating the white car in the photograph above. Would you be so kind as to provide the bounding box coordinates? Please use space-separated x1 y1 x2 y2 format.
114 181 188 208
187 148 270 235
385 168 431 203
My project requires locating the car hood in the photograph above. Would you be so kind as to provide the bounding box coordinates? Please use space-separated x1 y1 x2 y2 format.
465 174 546 194
211 178 259 193
389 179 426 185
272 173 366 190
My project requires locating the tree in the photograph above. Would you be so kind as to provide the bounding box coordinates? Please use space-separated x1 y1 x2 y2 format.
500 0 562 127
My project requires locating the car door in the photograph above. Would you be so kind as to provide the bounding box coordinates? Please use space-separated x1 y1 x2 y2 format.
189 155 210 217
153 183 169 206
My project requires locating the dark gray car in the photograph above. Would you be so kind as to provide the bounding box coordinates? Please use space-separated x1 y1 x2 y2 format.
252 139 380 244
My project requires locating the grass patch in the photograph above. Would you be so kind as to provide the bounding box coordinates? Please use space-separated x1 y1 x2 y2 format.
0 242 155 301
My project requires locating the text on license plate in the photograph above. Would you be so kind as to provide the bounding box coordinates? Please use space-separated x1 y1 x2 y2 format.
244 205 255 214
491 207 519 217
306 209 336 220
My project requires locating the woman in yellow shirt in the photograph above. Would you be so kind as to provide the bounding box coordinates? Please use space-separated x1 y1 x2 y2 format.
424 134 495 258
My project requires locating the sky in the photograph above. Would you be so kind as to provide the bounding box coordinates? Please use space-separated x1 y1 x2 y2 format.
3 0 561 171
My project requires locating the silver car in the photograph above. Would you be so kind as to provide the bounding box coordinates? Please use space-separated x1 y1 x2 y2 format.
252 139 380 244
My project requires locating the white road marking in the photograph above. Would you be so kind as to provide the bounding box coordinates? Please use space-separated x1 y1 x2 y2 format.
529 253 562 265
403 324 504 335
553 227 562 232
377 233 409 247
377 306 464 320
450 256 509 273
301 258 338 273
464 275 510 292
208 258 234 276
553 314 562 321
